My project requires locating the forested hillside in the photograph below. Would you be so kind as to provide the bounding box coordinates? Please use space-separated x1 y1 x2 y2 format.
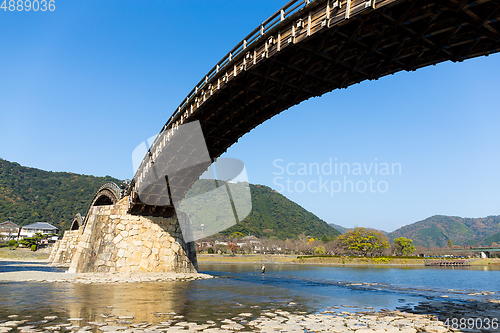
218 184 340 240
5 156 498 245
0 158 122 230
0 159 339 239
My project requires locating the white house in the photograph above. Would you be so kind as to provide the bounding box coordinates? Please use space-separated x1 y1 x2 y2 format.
0 221 19 239
19 222 59 238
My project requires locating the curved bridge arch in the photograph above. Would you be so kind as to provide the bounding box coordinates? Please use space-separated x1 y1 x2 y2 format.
129 0 500 214
70 213 84 231
90 182 123 208
80 182 123 230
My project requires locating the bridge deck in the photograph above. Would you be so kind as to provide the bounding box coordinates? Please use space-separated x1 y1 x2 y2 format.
128 0 500 216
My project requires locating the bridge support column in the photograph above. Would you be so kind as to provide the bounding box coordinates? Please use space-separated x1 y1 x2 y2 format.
49 230 80 266
57 197 197 274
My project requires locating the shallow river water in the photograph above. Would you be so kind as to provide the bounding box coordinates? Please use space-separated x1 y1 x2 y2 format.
0 262 499 324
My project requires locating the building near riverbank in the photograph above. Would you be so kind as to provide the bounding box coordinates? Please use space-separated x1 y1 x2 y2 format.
0 221 19 239
19 222 59 238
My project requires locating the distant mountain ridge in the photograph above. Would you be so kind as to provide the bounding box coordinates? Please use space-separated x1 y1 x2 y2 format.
388 215 500 247
329 223 348 234
328 223 388 235
7 157 496 246
331 215 500 247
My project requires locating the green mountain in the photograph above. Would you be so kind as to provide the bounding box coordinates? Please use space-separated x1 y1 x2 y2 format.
484 231 500 246
0 158 122 230
184 180 340 240
0 158 340 240
226 184 340 239
388 215 500 247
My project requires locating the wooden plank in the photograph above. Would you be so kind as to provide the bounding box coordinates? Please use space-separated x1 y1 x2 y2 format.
351 2 369 17
235 58 245 76
280 26 294 50
254 43 267 64
295 18 309 43
310 6 328 34
245 52 256 70
329 4 348 26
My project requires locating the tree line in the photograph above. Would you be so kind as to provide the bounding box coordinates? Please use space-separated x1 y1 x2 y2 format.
198 227 416 256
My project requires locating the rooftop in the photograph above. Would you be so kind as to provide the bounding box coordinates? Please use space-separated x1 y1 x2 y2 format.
0 221 19 230
23 222 58 230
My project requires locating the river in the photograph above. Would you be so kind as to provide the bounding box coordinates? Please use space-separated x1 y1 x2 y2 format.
0 262 499 325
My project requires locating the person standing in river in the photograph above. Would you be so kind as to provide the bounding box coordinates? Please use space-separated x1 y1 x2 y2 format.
261 264 266 274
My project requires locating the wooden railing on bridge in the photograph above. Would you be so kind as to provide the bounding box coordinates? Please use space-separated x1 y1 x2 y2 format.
156 0 388 136
164 0 322 134
132 0 390 192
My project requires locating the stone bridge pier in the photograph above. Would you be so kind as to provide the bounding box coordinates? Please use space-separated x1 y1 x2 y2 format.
50 183 197 273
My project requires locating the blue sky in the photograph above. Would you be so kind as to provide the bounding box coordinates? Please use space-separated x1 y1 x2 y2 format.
1 1 499 232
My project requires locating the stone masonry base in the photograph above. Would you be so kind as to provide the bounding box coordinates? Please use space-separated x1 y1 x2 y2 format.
50 197 198 273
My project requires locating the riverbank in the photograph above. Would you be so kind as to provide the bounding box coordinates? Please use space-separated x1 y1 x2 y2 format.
0 269 213 283
197 254 500 266
0 256 212 283
2 249 499 267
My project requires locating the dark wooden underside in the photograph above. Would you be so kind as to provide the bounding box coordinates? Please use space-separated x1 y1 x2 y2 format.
129 0 500 216
197 0 499 159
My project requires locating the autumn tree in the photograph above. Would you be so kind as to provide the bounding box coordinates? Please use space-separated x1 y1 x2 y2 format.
337 227 389 256
230 231 245 239
392 237 416 256
313 245 326 255
227 242 239 254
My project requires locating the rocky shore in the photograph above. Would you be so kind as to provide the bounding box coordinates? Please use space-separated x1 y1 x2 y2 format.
1 300 499 333
0 271 213 283
0 259 212 283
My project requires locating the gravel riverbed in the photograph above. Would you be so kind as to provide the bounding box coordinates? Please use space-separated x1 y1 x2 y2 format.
1 301 499 333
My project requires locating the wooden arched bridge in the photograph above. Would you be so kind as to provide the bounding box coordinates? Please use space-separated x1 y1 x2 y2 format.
126 0 500 216
52 0 499 273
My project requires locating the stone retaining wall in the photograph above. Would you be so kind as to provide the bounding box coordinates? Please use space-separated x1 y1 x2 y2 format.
50 197 197 274
49 230 80 265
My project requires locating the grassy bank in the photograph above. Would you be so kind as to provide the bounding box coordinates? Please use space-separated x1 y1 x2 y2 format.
0 247 50 261
3 248 498 266
198 254 297 264
197 254 500 266
296 256 427 265
197 254 426 265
